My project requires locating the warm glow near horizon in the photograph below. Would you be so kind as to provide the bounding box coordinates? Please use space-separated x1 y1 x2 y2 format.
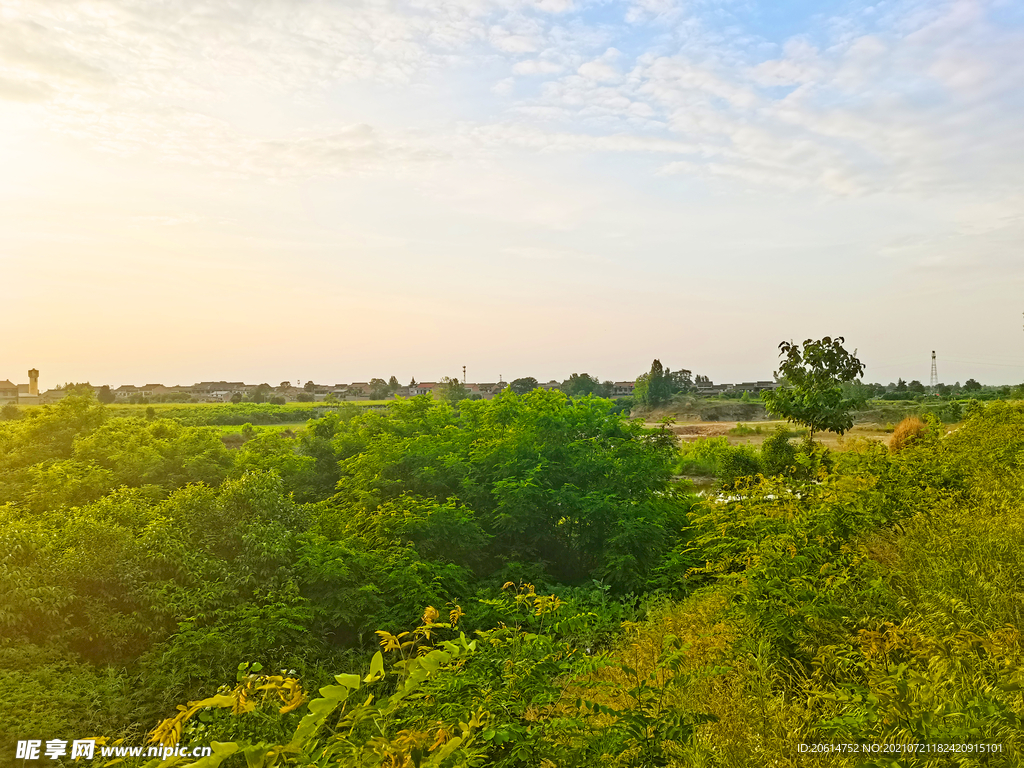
3 0 1023 390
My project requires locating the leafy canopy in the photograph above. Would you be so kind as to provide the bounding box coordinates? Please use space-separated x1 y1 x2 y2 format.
761 336 865 436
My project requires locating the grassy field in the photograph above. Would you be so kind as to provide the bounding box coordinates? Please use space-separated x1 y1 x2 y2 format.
648 419 900 450
211 422 309 435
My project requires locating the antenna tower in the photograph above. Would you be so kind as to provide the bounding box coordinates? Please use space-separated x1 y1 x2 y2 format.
929 351 938 388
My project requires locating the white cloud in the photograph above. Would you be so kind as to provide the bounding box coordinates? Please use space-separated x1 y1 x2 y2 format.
577 48 624 83
625 0 681 25
512 58 565 75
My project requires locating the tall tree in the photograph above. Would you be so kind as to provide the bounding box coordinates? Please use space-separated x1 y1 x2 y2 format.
634 360 673 406
761 336 865 440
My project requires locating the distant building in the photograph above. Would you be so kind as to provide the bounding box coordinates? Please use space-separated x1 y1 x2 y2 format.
0 379 18 403
611 381 635 397
694 380 777 396
1 369 41 405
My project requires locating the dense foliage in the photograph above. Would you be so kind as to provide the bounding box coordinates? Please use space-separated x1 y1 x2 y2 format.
2 392 1022 767
0 390 689 754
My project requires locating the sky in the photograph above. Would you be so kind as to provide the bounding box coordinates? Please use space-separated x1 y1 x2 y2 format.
2 0 1023 389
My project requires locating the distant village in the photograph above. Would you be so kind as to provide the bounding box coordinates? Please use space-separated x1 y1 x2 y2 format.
1 369 779 406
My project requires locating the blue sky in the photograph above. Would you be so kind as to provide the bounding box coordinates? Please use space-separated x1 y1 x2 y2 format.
1 0 1023 388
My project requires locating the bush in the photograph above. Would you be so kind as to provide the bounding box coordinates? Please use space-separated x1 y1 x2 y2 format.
889 416 926 452
717 446 762 487
760 426 796 475
674 437 730 476
675 438 763 486
727 423 760 436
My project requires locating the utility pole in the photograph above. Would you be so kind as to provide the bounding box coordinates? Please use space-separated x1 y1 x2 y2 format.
462 365 466 384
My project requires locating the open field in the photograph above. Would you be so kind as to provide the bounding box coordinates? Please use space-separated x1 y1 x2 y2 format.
646 418 900 450
211 422 309 435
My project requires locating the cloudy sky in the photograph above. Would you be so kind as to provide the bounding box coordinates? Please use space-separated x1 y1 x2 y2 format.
2 0 1023 388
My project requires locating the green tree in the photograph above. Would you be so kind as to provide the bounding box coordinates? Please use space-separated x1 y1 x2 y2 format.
230 393 243 404
907 379 926 395
96 385 116 404
250 384 272 404
964 378 982 392
761 336 865 440
560 373 604 397
369 378 391 400
669 368 693 393
436 376 469 404
509 377 539 395
634 360 673 406
304 381 316 393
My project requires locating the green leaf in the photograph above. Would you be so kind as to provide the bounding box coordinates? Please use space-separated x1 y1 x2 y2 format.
334 673 361 689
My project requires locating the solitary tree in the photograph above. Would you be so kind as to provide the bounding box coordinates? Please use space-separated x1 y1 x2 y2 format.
96 385 116 404
762 336 865 441
304 381 316 393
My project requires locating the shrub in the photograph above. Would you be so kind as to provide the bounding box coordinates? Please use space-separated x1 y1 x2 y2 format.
727 423 760 436
889 416 926 452
675 437 730 476
717 446 762 487
760 426 796 475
